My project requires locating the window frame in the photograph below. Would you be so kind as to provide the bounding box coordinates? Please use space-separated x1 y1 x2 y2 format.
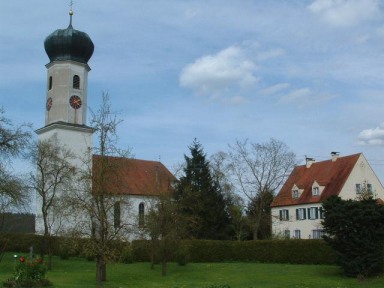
73 75 80 89
279 209 289 221
312 187 320 197
294 229 301 239
138 202 145 227
113 201 121 229
296 208 306 220
308 207 319 220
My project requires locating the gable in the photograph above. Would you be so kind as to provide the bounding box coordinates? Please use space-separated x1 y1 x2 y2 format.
271 153 361 207
92 155 175 196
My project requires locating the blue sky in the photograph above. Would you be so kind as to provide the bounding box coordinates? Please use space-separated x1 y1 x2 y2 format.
2 0 384 180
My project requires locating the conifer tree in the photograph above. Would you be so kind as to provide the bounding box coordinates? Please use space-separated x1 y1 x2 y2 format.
174 139 231 239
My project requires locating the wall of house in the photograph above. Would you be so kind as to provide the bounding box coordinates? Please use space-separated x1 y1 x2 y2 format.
271 204 324 239
339 154 384 200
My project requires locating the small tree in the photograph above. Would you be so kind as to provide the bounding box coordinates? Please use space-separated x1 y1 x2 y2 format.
67 93 131 284
322 195 384 278
27 136 76 269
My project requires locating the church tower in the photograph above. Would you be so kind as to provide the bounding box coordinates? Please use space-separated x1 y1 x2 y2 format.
35 9 94 163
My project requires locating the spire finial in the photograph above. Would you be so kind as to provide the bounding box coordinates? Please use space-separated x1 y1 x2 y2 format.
69 1 74 26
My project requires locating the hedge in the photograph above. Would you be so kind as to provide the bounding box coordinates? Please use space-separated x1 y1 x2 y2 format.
0 233 336 265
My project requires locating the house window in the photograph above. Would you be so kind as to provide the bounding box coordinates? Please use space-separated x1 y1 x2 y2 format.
308 207 319 220
312 187 319 197
294 229 301 239
292 190 299 198
114 201 121 229
48 76 52 90
319 207 325 219
367 183 372 193
284 230 290 239
73 75 80 89
138 202 145 227
355 183 361 194
279 209 289 221
296 208 306 220
312 229 324 239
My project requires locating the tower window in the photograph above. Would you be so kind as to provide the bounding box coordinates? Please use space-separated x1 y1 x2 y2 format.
73 75 80 89
138 202 145 227
48 76 52 90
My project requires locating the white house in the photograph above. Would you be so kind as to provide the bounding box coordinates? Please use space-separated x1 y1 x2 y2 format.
271 153 384 239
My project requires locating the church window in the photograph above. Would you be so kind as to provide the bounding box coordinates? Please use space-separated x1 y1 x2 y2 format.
73 75 80 89
114 201 121 229
48 76 52 90
138 202 145 227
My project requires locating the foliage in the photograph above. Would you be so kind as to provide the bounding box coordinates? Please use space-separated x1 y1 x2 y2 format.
3 255 52 288
322 196 384 278
174 139 232 240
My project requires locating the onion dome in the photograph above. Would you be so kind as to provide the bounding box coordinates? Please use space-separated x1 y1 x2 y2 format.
44 11 94 64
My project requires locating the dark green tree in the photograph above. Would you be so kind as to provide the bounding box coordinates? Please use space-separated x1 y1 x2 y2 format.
322 195 384 278
174 139 231 240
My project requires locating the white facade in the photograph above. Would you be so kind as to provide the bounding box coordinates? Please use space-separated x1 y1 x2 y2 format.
272 154 384 239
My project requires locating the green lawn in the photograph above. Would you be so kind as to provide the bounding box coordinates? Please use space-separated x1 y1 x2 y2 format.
1 253 383 288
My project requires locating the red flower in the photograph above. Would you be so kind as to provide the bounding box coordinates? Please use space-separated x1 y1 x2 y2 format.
19 256 25 263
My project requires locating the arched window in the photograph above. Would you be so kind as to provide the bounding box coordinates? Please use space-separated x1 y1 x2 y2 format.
114 201 121 229
73 75 80 89
48 76 52 90
138 202 145 227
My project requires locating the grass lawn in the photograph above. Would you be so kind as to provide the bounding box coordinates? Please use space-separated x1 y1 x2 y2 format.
1 252 383 288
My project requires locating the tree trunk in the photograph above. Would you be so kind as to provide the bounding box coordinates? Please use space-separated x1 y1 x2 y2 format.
96 256 107 283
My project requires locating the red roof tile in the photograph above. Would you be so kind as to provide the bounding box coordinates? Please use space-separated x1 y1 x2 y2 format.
92 155 175 196
271 153 361 207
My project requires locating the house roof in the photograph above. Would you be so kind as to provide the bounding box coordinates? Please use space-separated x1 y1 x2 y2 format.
92 155 175 196
271 153 361 208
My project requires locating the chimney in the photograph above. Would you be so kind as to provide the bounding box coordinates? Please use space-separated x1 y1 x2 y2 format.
331 152 339 162
306 157 315 168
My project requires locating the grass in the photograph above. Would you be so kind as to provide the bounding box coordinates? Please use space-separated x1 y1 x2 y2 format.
1 253 383 288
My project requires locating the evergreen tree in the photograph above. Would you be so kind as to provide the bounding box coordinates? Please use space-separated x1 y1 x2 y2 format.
174 139 231 239
322 196 384 278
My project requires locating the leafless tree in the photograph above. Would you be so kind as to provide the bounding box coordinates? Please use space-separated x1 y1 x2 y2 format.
225 138 296 239
66 93 132 284
0 107 31 215
26 135 76 269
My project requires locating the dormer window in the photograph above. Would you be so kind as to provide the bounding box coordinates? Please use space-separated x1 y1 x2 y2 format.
312 187 319 197
292 190 299 199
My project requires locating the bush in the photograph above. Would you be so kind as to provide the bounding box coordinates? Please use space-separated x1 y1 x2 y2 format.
3 255 52 287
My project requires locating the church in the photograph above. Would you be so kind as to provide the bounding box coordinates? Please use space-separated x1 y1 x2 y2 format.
34 9 174 238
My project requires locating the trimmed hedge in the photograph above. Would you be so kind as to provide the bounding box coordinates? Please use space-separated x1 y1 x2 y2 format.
0 233 336 265
132 239 336 265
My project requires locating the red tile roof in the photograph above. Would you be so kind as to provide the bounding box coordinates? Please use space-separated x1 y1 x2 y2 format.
271 153 361 208
92 155 175 196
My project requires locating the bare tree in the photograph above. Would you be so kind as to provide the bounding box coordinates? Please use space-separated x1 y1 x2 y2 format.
66 93 131 284
226 138 296 239
26 135 76 269
0 108 31 215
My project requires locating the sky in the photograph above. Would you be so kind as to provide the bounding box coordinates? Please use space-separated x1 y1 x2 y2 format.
2 0 384 181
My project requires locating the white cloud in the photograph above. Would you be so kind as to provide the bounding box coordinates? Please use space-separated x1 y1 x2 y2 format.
179 46 258 96
279 88 336 108
260 83 290 96
308 0 380 27
358 123 384 145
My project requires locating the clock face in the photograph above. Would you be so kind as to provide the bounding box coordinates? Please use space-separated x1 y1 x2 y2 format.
46 97 53 111
69 95 82 109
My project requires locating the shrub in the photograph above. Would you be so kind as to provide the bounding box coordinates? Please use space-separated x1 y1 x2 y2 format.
3 255 52 287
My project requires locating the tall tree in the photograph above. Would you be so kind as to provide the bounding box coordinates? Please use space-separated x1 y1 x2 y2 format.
322 196 384 278
0 108 31 214
174 139 231 240
26 136 75 269
66 93 131 284
226 138 296 239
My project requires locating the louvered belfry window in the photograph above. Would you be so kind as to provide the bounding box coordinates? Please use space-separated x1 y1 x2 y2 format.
73 75 80 89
